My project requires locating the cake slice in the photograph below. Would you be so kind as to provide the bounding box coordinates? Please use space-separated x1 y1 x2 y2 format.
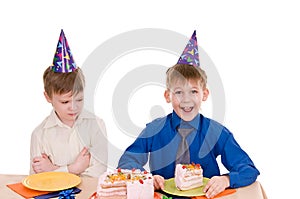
97 168 128 198
97 168 154 199
126 170 154 199
175 163 203 191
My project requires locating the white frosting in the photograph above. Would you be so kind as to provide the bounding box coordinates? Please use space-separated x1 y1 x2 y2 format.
175 164 203 191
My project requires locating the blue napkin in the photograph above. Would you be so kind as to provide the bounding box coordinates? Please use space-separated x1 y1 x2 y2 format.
34 187 81 199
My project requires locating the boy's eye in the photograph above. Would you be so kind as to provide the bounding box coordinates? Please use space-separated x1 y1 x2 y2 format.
191 90 198 94
77 99 83 102
61 101 69 104
174 91 182 95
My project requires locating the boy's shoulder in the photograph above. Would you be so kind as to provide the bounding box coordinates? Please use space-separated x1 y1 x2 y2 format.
78 109 106 127
151 114 171 122
200 114 232 137
201 114 222 126
31 113 53 135
146 113 172 127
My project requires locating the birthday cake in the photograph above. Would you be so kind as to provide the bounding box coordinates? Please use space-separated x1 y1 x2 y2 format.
174 163 203 191
97 168 154 199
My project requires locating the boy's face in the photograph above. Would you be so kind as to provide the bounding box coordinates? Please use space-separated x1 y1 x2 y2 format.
164 79 209 121
44 91 84 127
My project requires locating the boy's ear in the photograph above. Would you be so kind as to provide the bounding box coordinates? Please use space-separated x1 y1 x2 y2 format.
164 90 171 103
202 88 209 101
44 91 52 103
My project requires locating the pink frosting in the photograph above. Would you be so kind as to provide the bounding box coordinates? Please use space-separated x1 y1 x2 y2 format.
127 177 154 199
97 169 154 198
175 164 203 191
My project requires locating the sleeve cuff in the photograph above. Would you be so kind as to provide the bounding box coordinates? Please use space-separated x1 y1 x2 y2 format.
228 172 239 188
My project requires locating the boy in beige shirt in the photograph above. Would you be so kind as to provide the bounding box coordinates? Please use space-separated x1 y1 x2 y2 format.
30 30 107 177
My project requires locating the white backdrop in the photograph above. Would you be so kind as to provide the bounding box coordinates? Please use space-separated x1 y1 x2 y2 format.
1 1 299 198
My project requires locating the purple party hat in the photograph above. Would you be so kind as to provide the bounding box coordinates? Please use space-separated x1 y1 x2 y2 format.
50 29 77 73
177 30 199 67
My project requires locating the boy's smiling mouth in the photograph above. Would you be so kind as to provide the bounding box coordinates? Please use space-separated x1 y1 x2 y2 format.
181 106 193 112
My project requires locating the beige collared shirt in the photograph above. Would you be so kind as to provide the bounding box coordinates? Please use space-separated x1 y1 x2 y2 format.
30 109 107 177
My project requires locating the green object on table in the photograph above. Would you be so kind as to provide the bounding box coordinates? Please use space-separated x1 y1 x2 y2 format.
163 177 209 197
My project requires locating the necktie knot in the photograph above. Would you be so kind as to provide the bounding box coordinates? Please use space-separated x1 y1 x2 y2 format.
178 128 194 138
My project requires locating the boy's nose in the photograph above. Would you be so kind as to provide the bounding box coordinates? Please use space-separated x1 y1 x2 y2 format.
182 93 191 102
70 102 78 110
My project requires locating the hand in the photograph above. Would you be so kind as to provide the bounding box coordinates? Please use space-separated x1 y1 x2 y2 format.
153 175 165 190
203 175 230 198
32 153 58 173
68 147 91 175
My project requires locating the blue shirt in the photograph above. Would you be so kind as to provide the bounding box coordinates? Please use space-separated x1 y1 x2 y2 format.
118 111 260 188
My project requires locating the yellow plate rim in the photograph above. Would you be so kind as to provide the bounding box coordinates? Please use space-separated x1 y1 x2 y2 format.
22 171 81 191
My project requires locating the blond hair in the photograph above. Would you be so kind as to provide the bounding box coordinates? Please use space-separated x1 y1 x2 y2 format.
166 64 207 89
43 67 85 98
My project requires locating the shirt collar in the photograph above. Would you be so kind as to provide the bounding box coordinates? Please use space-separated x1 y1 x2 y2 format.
171 110 200 130
44 109 95 129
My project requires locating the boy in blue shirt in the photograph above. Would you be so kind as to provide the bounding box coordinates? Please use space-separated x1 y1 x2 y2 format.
118 31 259 198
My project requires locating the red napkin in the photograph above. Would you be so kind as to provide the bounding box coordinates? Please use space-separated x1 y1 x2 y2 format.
6 182 51 199
192 189 236 199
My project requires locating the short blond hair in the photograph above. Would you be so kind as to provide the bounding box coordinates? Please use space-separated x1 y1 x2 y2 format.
43 67 85 98
166 64 207 89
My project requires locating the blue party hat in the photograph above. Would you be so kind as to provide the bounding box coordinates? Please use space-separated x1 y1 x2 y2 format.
50 29 77 73
177 30 199 67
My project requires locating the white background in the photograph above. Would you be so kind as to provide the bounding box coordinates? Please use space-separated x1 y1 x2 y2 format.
1 1 299 198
